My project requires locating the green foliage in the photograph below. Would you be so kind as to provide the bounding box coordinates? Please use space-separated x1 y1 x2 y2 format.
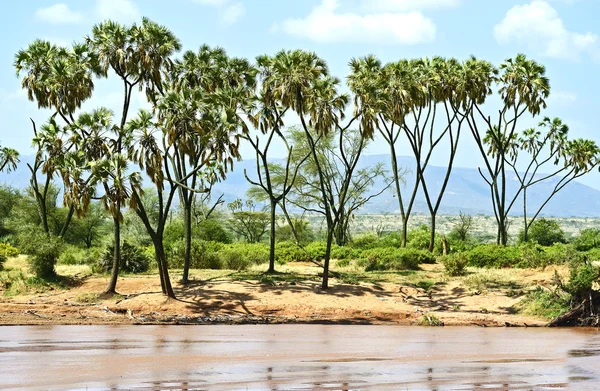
464 245 521 268
407 225 442 253
0 243 19 258
330 245 360 261
573 228 600 251
419 313 444 326
349 234 381 250
99 241 150 274
275 241 309 263
169 239 224 269
225 243 270 266
564 261 600 301
197 219 232 243
306 241 327 260
27 235 63 279
0 254 6 270
58 245 99 266
519 287 570 319
441 253 468 276
518 218 566 246
275 218 315 245
362 247 432 271
220 248 251 271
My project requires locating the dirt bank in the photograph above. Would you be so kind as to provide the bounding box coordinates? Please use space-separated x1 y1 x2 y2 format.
0 260 563 327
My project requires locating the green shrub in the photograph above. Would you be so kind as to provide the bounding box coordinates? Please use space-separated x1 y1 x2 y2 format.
169 239 224 269
330 245 360 261
377 232 404 248
573 228 600 251
0 253 6 270
28 236 63 279
0 243 19 258
564 261 600 301
349 234 380 250
221 248 250 270
58 245 100 266
464 245 521 268
442 253 467 276
98 241 150 274
225 243 270 266
197 219 232 244
518 218 566 246
362 247 430 271
275 241 308 263
407 225 443 253
519 287 570 319
306 241 327 260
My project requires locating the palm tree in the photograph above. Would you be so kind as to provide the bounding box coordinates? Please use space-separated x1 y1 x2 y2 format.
86 18 181 294
0 146 19 173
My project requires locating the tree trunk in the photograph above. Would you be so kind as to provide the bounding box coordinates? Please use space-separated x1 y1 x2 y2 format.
428 214 436 252
105 215 121 294
59 205 75 238
401 219 408 248
154 237 175 298
267 199 276 274
181 197 193 283
321 230 334 290
522 188 528 242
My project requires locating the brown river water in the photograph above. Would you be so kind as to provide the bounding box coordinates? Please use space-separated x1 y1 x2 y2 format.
0 325 599 390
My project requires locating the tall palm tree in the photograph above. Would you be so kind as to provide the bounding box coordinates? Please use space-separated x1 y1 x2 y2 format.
0 146 19 173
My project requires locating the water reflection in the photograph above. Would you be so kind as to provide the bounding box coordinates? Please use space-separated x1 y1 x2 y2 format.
0 325 599 390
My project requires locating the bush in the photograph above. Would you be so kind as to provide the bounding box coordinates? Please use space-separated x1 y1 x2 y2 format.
349 234 380 250
518 218 566 246
362 247 432 271
441 253 467 276
0 253 6 270
28 236 63 279
197 219 232 244
0 243 19 258
519 287 570 319
564 260 600 301
306 241 327 260
330 245 360 261
220 248 250 270
98 241 151 274
407 225 443 253
169 239 224 269
58 245 100 266
573 228 600 251
464 245 521 268
225 243 270 266
275 241 309 263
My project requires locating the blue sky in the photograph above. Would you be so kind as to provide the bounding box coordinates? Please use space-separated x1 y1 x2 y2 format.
2 0 600 188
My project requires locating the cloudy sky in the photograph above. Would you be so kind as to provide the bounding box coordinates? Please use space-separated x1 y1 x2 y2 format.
1 0 600 187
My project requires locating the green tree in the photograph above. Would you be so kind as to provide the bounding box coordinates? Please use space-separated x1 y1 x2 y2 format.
518 218 565 246
227 199 270 243
0 145 19 173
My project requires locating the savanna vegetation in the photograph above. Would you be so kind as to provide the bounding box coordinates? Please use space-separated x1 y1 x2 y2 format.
1 17 599 326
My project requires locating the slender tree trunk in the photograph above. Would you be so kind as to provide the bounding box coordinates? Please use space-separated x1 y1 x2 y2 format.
267 199 276 273
182 197 193 283
321 229 334 290
389 148 408 247
429 214 436 252
154 237 175 298
522 188 528 242
105 214 121 294
59 205 75 238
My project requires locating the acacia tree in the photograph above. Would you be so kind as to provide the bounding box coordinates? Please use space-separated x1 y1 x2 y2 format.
258 50 378 289
497 117 600 241
465 54 549 245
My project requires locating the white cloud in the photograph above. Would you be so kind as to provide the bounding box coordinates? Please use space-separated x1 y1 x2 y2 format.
192 0 246 24
277 0 436 45
494 0 599 61
95 0 140 23
222 3 245 24
35 3 84 24
548 91 578 106
363 0 460 11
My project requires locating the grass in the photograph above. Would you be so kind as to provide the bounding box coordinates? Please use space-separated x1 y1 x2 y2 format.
518 286 570 319
461 269 523 292
75 292 100 303
419 313 444 326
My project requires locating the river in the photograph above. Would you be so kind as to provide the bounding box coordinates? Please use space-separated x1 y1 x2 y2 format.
0 325 599 390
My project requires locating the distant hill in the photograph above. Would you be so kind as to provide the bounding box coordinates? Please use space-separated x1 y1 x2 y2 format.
3 153 600 217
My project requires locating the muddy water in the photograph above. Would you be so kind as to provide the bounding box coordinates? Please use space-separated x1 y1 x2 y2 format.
0 325 599 390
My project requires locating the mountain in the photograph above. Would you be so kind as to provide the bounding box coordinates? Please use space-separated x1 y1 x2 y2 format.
3 154 600 217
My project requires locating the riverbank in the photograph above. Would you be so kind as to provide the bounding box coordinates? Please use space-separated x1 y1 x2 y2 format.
0 257 565 327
